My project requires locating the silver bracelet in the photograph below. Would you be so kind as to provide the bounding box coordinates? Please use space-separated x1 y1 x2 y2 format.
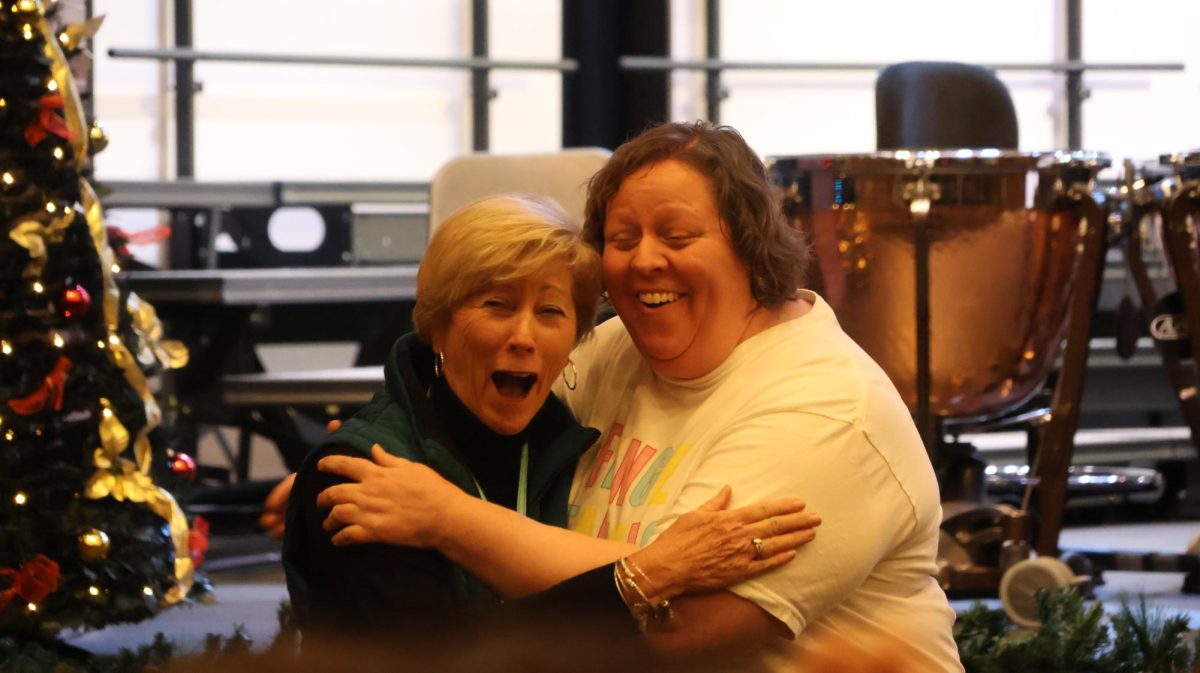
616 557 674 630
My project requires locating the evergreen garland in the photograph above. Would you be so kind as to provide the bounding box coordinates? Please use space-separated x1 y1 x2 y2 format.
955 588 1198 673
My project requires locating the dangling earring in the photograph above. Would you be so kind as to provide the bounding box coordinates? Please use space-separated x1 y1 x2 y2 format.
562 359 578 390
433 351 445 378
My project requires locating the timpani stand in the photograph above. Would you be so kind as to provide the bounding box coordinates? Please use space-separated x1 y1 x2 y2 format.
1150 153 1200 396
1056 154 1200 592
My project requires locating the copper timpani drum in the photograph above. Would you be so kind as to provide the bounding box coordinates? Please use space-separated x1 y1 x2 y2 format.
770 151 1111 560
767 151 1110 432
768 151 1104 451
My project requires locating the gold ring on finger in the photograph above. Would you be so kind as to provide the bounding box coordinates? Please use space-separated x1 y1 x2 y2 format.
752 537 765 559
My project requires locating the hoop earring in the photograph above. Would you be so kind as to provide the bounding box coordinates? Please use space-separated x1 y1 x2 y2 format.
433 351 445 378
562 359 577 391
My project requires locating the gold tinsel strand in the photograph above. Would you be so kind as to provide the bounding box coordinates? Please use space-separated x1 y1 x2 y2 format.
85 400 194 603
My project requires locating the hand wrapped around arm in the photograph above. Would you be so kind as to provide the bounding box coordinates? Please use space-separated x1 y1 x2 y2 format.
316 444 820 600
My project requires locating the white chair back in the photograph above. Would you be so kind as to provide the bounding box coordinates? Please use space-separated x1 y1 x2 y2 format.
428 148 611 234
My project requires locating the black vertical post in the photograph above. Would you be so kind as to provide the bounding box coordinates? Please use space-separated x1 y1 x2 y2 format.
472 0 489 152
705 0 721 123
562 0 668 149
82 0 95 122
1065 0 1082 150
620 0 669 139
173 0 194 177
563 0 621 148
915 215 934 458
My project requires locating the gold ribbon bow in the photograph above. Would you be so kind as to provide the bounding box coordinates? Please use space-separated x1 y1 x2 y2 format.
127 292 189 370
84 399 194 604
8 212 74 277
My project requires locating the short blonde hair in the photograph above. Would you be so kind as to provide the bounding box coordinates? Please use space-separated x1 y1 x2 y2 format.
413 194 602 346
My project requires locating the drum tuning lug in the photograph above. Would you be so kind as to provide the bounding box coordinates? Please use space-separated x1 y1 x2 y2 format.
900 177 941 217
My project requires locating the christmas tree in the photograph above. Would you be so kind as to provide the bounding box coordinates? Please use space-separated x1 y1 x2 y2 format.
0 0 207 639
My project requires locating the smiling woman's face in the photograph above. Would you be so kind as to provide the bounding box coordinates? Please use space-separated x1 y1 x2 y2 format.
433 268 578 435
601 159 758 379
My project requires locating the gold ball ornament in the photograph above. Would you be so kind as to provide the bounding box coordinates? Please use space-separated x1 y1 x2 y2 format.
87 121 109 155
77 528 111 561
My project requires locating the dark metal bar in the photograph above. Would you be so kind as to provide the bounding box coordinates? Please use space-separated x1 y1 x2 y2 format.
98 180 429 208
107 48 578 72
915 212 934 456
109 48 1176 76
83 0 95 122
1060 547 1200 574
1066 0 1083 150
704 0 721 123
619 56 1183 73
471 0 489 151
1035 193 1106 557
560 0 578 147
121 266 420 306
235 419 252 482
173 0 194 178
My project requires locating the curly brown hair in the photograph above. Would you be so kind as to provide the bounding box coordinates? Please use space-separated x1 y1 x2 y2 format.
583 121 807 309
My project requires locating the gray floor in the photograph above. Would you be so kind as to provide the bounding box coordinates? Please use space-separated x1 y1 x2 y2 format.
58 520 1200 657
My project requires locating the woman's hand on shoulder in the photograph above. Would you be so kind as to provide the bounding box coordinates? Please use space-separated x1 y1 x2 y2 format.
630 486 821 599
257 420 342 538
258 473 295 539
316 444 465 549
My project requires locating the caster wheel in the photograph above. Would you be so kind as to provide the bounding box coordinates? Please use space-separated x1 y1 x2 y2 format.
999 556 1076 628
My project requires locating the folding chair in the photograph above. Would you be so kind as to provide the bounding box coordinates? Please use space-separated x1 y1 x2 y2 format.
428 147 612 233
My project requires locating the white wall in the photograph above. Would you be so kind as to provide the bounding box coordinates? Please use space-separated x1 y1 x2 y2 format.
90 0 1199 183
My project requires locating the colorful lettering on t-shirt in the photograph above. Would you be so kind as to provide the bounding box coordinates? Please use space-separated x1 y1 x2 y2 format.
584 423 623 487
648 443 691 505
570 422 696 543
608 439 657 505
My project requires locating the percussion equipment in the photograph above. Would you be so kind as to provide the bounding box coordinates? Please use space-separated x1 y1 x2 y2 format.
768 150 1111 563
769 150 1108 421
1135 152 1200 367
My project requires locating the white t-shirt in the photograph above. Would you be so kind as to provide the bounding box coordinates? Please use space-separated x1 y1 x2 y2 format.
560 291 962 672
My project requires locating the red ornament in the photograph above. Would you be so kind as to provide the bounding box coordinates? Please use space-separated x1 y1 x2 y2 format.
61 284 91 318
188 516 210 567
170 452 197 481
